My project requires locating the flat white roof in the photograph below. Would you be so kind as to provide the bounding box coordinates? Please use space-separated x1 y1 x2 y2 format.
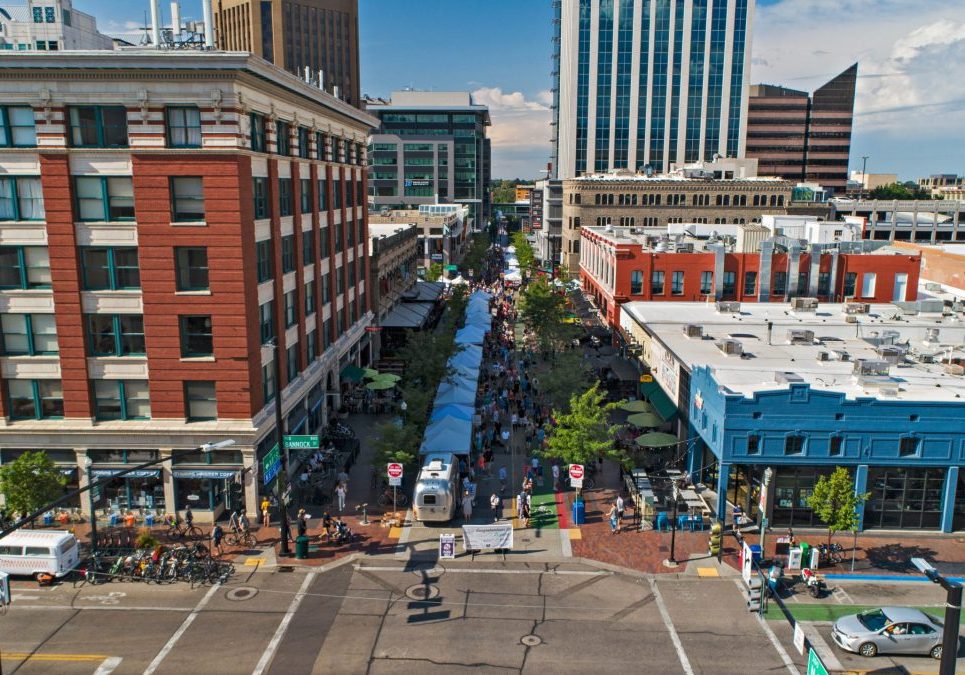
622 301 965 403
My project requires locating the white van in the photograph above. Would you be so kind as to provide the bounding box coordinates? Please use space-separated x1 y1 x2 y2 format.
413 453 459 523
0 530 80 579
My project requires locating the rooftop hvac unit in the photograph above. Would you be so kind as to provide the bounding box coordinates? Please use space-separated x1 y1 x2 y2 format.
945 363 965 376
716 339 743 356
876 345 906 364
683 324 703 338
913 351 938 364
787 329 815 344
844 302 870 315
832 350 851 362
853 359 890 377
924 327 940 343
925 282 942 292
715 301 741 314
880 329 900 345
791 297 819 312
880 387 900 397
845 315 858 324
775 371 805 384
817 351 831 362
676 242 694 253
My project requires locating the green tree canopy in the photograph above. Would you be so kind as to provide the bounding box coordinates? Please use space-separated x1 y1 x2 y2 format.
868 182 932 200
510 231 536 272
460 232 491 278
540 350 593 412
519 277 572 349
0 450 66 520
541 383 624 468
491 178 525 204
807 466 870 546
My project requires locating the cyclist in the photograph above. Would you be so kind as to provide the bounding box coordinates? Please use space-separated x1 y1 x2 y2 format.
184 506 194 528
228 509 241 533
212 523 224 556
238 510 250 533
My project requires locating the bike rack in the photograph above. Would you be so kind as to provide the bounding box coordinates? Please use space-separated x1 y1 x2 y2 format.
357 503 370 526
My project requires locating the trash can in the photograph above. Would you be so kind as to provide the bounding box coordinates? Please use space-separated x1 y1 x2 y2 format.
145 513 155 527
43 512 53 526
799 542 811 567
295 535 310 559
108 512 119 527
571 499 586 525
749 544 762 564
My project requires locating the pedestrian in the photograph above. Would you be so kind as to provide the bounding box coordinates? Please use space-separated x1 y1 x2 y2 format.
297 509 308 538
498 465 508 494
337 467 350 488
462 490 473 521
552 463 561 491
335 482 347 512
261 496 271 527
483 448 494 476
521 494 531 527
607 503 618 534
501 428 511 453
184 505 193 527
516 491 526 525
615 495 625 533
211 523 224 556
490 493 501 522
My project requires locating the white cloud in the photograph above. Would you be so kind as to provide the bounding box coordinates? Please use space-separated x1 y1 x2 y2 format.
471 86 552 152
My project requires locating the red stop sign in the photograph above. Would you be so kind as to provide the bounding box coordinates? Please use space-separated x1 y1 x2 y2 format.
569 464 584 480
387 463 404 479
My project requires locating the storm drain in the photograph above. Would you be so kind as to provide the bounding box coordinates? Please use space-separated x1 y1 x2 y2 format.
405 583 440 600
225 586 259 602
520 635 542 647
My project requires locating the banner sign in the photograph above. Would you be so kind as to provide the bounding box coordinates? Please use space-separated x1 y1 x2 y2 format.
439 533 456 559
171 469 236 480
461 523 513 551
90 469 161 479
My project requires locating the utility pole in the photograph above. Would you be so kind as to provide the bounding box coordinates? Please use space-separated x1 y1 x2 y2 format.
860 155 870 196
912 558 961 675
271 339 292 557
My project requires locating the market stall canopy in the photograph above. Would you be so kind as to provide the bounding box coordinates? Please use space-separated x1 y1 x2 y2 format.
455 325 487 345
430 403 474 423
420 420 472 455
504 270 522 283
449 344 483 374
340 364 364 382
627 412 663 428
634 432 679 448
620 400 654 413
434 381 477 406
402 281 446 303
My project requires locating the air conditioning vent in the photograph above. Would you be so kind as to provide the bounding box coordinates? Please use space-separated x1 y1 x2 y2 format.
787 329 816 344
791 297 819 312
876 345 906 364
925 282 942 291
924 327 940 344
775 371 805 384
683 324 703 338
844 315 858 324
715 301 741 314
880 387 900 397
716 339 743 356
832 350 850 362
844 302 870 315
853 359 890 377
817 351 830 362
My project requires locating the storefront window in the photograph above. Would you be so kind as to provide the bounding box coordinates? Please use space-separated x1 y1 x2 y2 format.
865 467 944 530
770 466 838 528
954 472 965 532
174 476 226 511
91 469 164 512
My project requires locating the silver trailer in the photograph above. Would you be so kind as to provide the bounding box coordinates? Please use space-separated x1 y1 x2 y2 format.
413 453 459 522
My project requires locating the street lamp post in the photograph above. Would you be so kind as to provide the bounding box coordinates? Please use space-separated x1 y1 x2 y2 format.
270 339 292 557
912 558 961 675
84 458 96 558
759 467 773 556
668 480 680 565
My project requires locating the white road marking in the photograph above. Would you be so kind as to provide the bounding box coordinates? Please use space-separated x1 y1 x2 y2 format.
94 656 123 674
831 585 852 605
142 583 220 675
354 565 605 576
802 623 844 673
251 571 317 675
393 509 414 557
755 614 801 675
15 605 194 612
10 594 39 601
649 578 695 675
559 529 572 557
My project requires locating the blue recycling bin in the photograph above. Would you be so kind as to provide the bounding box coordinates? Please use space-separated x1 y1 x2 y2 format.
144 513 155 527
43 512 53 526
571 499 586 525
749 544 762 563
108 512 119 527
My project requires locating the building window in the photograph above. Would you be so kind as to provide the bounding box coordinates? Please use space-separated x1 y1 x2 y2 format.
7 379 63 419
74 176 134 221
179 315 213 357
306 330 318 362
0 177 44 221
94 380 150 420
300 178 312 213
321 273 330 303
861 272 876 298
700 271 713 295
651 270 665 295
286 344 298 382
165 107 202 148
829 436 843 456
44 6 55 22
630 270 643 294
169 177 205 222
0 314 57 355
253 177 269 219
256 241 273 283
0 106 37 147
668 271 683 295
334 222 343 253
784 434 805 455
86 314 145 356
80 247 140 290
722 271 736 296
747 434 760 455
262 363 275 403
297 126 310 159
184 381 217 421
67 106 128 148
332 180 341 209
305 280 316 315
278 178 293 217
250 113 266 152
843 272 857 297
281 235 296 273
315 131 326 161
317 178 328 211
275 120 291 155
817 272 831 297
284 290 297 327
899 436 920 457
773 271 787 297
744 271 757 296
32 7 42 22
174 247 208 291
302 229 314 265
259 301 274 344
322 318 332 348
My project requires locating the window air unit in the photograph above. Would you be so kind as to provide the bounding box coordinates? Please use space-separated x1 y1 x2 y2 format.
844 302 870 315
715 301 741 314
716 339 743 356
683 324 703 338
787 329 815 344
791 297 819 312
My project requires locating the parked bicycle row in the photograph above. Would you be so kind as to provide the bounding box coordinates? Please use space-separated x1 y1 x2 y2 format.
83 543 234 586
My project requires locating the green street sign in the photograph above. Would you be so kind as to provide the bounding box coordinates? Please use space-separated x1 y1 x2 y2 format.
283 435 319 450
262 444 281 483
806 648 828 675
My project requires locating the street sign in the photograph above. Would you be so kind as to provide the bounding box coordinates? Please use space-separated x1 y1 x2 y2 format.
793 622 805 655
263 444 281 483
806 648 828 675
569 464 584 480
439 533 456 559
283 435 318 450
387 462 403 487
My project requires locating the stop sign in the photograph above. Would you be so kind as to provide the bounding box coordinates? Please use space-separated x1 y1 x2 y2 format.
569 464 584 480
387 463 404 479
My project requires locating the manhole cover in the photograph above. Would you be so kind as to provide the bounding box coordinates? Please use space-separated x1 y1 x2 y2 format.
520 635 542 646
405 584 440 600
225 586 259 602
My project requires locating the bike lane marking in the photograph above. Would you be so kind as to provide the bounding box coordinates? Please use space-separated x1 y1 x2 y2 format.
649 577 695 675
142 582 220 675
251 571 317 675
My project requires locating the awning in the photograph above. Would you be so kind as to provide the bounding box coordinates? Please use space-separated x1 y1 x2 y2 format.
171 469 237 479
634 432 679 448
340 364 365 382
381 302 434 329
639 379 678 422
608 356 639 381
91 468 161 479
401 281 446 303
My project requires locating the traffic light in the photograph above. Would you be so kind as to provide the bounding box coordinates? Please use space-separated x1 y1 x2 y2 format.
708 521 722 557
746 577 762 613
228 482 243 510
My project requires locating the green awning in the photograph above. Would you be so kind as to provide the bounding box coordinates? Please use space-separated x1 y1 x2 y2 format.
627 412 663 428
620 400 654 413
340 364 365 382
639 379 678 422
635 432 679 448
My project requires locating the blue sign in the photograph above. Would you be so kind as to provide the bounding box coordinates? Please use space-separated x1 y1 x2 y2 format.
263 459 281 484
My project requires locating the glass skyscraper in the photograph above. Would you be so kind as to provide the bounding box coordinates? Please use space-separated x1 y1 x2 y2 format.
554 0 755 179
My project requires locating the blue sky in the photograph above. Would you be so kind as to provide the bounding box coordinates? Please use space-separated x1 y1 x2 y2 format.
81 0 965 181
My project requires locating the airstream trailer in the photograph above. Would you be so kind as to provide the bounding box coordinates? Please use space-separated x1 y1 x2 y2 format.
413 453 459 522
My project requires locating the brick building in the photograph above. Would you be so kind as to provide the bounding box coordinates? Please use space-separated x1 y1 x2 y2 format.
580 225 921 328
0 51 376 520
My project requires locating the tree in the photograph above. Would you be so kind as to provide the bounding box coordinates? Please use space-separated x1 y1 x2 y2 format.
519 277 571 350
540 350 593 411
510 231 536 272
491 178 524 204
373 420 420 470
869 182 932 200
460 232 491 278
0 451 66 521
427 262 443 281
541 383 623 468
807 467 870 546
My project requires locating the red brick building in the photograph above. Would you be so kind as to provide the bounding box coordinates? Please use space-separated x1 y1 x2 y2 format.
0 51 376 519
580 226 921 328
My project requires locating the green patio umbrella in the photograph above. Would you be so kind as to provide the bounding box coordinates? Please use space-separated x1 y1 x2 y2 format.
620 400 654 413
635 432 679 448
340 364 365 383
626 412 663 428
362 368 381 380
373 373 402 383
365 379 396 390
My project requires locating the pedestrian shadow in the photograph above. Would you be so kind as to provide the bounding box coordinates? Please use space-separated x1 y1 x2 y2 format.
862 543 938 573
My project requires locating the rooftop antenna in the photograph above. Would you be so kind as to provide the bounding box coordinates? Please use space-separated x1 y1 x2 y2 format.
149 0 161 48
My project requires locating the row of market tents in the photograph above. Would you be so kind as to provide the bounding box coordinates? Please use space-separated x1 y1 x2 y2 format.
419 290 493 456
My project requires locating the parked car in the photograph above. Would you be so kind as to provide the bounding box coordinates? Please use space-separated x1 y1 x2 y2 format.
831 607 945 659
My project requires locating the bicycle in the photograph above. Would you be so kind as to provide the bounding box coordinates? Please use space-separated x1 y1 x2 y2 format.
166 517 203 541
224 528 256 548
376 486 408 508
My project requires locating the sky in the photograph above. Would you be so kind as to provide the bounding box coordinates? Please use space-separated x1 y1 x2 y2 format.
79 0 965 181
